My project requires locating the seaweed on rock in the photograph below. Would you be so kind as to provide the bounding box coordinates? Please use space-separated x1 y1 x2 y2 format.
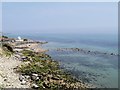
17 50 87 89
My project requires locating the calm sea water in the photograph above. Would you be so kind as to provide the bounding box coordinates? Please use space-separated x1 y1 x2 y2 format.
8 33 118 88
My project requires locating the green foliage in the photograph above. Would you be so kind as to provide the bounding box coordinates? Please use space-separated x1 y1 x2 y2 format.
2 35 8 38
17 50 81 89
2 43 13 52
21 50 52 61
2 43 14 57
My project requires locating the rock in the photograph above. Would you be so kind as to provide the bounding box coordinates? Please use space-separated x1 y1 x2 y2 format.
31 73 39 81
19 75 25 81
111 53 114 55
24 61 30 65
43 82 51 88
51 76 60 80
31 76 37 80
4 77 7 81
32 84 39 89
42 73 46 76
70 83 74 87
32 73 38 76
21 56 28 60
21 80 26 85
88 51 90 53
25 75 30 79
47 74 52 78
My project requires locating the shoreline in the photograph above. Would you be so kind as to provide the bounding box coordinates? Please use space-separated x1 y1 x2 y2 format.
0 37 91 89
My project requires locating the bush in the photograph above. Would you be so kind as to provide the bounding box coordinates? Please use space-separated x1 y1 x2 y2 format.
2 43 13 53
2 43 14 56
2 35 8 38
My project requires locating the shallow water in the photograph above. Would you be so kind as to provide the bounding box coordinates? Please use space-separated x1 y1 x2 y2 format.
8 33 118 88
40 34 118 88
45 49 118 88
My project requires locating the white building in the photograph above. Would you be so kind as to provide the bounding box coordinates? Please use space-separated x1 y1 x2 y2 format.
15 36 24 42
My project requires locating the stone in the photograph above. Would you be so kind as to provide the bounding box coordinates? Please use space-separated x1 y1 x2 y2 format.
111 53 114 55
43 82 51 88
21 80 26 85
4 77 7 81
32 84 39 89
32 73 38 77
51 76 60 80
21 56 28 60
31 73 39 81
25 75 30 79
19 75 25 81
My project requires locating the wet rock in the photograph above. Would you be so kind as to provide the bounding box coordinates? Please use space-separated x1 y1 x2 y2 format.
104 53 107 54
111 53 114 55
88 51 90 53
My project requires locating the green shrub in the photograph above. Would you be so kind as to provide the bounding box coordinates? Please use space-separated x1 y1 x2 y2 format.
2 43 14 57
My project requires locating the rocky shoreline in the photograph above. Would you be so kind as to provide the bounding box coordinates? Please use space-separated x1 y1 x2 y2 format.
0 36 91 89
54 48 119 56
15 50 89 89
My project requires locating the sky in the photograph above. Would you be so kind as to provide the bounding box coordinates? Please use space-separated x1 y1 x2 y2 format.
0 2 2 35
2 2 118 34
1 0 119 2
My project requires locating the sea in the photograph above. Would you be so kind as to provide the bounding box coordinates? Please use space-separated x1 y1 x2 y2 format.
7 33 118 88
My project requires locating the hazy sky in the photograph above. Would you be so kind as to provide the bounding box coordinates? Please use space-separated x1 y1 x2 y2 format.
0 3 2 34
2 2 118 34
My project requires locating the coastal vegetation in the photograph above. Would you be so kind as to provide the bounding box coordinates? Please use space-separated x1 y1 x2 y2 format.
0 43 14 57
17 50 87 89
2 35 8 38
0 36 88 89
